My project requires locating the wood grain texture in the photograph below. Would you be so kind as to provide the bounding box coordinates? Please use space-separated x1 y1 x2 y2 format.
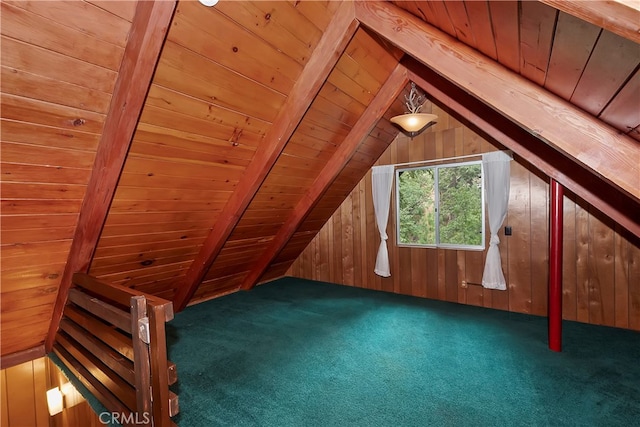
289 104 640 331
174 2 359 310
356 1 640 203
405 60 640 238
45 0 178 352
240 64 407 290
540 0 640 44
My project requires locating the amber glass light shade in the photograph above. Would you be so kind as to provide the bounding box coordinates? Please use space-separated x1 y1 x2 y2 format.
390 113 438 137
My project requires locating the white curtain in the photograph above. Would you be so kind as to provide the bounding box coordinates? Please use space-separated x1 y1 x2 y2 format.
372 165 395 277
482 151 513 290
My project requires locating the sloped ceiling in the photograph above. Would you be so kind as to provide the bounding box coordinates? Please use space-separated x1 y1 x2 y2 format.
1 0 639 360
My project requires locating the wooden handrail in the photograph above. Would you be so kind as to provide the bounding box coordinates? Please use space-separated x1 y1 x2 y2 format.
54 274 178 427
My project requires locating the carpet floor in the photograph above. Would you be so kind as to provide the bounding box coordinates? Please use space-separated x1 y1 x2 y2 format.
167 277 639 427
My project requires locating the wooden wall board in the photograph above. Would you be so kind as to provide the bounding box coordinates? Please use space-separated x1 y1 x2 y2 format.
587 209 616 326
630 240 640 330
529 171 549 316
613 225 630 329
289 105 640 331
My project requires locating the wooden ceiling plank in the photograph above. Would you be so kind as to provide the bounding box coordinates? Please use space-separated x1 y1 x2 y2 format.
45 0 177 352
569 30 640 116
519 1 557 86
600 68 640 133
539 0 640 44
443 1 476 47
544 12 601 100
356 1 640 203
172 2 359 311
405 59 639 238
462 1 497 60
240 64 408 291
487 0 521 73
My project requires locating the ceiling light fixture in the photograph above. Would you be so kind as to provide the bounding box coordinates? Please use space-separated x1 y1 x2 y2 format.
390 82 438 138
198 0 219 6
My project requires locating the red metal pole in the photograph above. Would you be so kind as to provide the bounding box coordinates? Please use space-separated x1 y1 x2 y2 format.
549 179 564 352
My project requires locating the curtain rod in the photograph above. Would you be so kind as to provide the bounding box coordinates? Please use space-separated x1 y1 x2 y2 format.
391 153 483 169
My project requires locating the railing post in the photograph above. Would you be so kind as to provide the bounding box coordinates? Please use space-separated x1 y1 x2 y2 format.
131 296 152 426
549 179 564 352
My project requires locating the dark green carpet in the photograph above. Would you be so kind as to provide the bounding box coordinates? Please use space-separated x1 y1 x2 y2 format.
168 277 640 427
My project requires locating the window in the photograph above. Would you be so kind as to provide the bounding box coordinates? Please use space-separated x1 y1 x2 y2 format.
396 161 484 250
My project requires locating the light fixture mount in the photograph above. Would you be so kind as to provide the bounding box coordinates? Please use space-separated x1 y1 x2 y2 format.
390 82 438 138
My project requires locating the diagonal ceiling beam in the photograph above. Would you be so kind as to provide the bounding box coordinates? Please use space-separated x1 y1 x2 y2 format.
45 0 177 352
240 63 409 291
173 2 359 311
539 0 640 44
355 1 640 203
405 59 640 238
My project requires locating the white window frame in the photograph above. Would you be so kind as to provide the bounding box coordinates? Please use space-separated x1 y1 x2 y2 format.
395 160 485 251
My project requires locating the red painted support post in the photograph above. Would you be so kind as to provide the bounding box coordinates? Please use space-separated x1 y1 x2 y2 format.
549 179 564 351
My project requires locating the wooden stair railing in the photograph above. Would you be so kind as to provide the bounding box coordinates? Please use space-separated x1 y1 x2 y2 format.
52 273 178 427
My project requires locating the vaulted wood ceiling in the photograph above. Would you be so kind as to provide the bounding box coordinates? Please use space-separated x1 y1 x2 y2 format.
1 0 639 360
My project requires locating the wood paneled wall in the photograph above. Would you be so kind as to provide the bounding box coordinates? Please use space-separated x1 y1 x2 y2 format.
0 357 101 427
288 103 640 330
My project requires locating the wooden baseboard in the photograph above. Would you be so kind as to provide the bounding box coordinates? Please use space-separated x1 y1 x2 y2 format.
1 344 46 369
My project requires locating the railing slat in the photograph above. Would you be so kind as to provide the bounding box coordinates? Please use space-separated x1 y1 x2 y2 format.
60 319 135 385
53 344 131 422
65 305 134 361
68 288 132 333
55 274 177 426
57 332 137 411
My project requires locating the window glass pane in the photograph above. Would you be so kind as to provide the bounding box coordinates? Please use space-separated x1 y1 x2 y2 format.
398 168 435 245
438 164 483 246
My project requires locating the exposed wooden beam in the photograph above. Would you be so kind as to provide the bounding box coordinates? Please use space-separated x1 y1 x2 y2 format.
172 2 359 311
240 64 408 291
355 1 640 203
0 345 45 369
405 60 640 238
540 0 640 44
45 0 177 352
